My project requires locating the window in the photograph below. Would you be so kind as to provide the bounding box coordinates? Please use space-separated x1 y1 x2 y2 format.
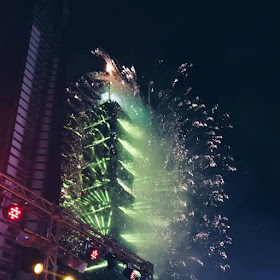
30 34 40 48
16 114 26 127
22 82 32 95
7 164 17 177
23 76 33 88
28 42 39 56
36 155 46 162
18 105 28 119
44 109 52 117
8 154 19 167
25 61 35 75
34 162 45 170
26 54 36 68
11 139 21 151
38 140 48 148
33 170 45 180
19 97 29 109
13 131 23 143
40 132 49 140
14 122 24 136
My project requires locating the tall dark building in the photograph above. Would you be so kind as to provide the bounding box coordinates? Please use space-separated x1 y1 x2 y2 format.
0 0 67 279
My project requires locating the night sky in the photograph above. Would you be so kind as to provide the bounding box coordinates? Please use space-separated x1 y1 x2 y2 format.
65 1 280 279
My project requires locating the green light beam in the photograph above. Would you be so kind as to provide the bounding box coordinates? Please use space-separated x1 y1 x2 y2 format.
118 139 143 158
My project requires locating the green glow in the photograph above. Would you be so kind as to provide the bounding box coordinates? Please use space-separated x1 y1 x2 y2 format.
61 73 178 277
118 160 138 176
105 190 110 202
95 191 103 202
90 206 110 214
99 191 107 202
85 261 108 271
118 139 143 158
121 234 156 246
86 158 109 170
91 192 102 202
85 116 110 129
118 206 135 215
61 86 119 240
85 136 110 148
94 214 102 230
101 215 105 228
88 215 96 227
83 182 103 191
63 125 83 137
107 210 112 229
118 119 143 139
117 179 134 196
90 205 96 212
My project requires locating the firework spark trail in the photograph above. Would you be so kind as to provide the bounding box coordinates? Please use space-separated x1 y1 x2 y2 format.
92 50 235 279
148 63 234 279
61 49 234 279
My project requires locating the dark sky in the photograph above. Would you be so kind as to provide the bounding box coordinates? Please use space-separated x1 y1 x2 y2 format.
66 1 280 279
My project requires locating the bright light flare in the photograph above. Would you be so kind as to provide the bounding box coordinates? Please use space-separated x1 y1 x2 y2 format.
100 91 110 102
8 206 22 220
106 62 114 74
130 269 136 280
33 263 43 274
64 276 75 280
90 249 99 260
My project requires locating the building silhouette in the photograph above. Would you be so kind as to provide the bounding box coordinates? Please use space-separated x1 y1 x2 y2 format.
0 0 67 279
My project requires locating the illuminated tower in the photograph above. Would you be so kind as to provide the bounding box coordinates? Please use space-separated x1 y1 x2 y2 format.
61 55 233 280
0 0 67 279
61 73 135 241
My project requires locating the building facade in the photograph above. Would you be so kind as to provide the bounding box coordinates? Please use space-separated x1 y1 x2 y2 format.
0 0 67 279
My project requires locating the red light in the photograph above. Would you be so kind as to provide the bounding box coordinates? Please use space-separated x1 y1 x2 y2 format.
90 249 99 260
130 269 136 280
123 268 136 280
7 206 22 220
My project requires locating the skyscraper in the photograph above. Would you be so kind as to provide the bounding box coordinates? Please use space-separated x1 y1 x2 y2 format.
0 0 67 278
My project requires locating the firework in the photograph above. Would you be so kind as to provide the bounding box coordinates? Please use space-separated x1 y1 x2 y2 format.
61 49 235 279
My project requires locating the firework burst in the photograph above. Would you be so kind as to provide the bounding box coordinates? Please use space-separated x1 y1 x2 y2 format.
61 49 235 280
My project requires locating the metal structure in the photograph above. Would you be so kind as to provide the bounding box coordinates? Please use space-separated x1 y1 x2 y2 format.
0 172 153 279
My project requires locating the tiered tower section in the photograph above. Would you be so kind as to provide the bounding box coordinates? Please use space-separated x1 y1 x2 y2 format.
61 74 135 246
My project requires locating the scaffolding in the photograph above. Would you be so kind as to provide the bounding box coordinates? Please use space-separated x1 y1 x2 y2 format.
0 172 153 279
